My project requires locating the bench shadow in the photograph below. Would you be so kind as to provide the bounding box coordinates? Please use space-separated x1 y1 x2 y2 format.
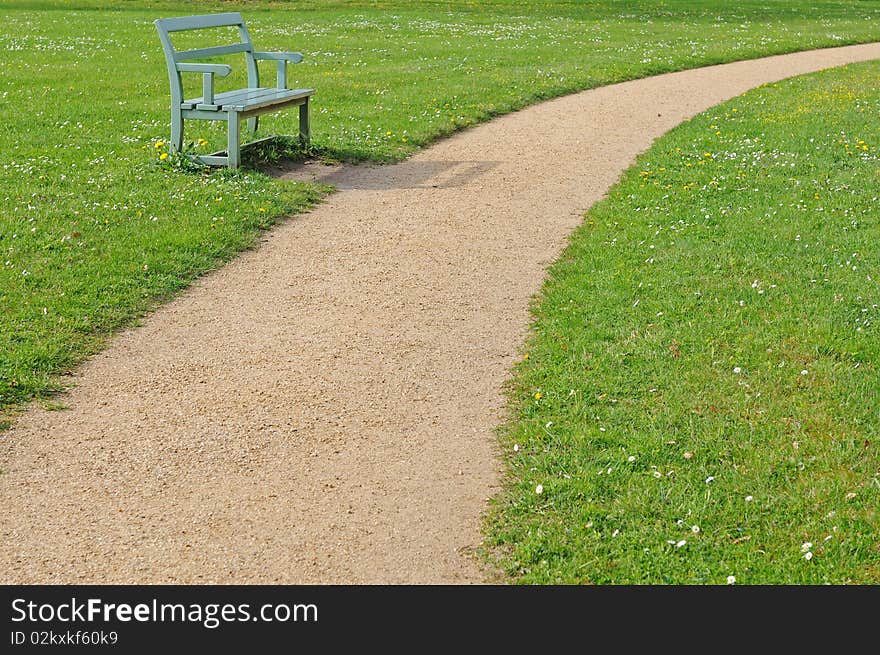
269 159 498 191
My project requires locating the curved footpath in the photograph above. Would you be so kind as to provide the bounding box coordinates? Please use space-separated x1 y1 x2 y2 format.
3 43 880 583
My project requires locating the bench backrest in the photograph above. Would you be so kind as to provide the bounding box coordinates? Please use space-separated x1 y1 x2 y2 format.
155 12 260 105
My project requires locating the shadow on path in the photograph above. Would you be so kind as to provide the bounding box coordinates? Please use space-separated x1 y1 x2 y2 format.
272 159 499 191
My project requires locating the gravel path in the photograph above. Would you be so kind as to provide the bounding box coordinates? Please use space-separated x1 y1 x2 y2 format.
3 44 879 583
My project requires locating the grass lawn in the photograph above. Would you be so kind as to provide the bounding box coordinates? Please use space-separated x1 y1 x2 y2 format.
3 1 880 416
485 60 880 584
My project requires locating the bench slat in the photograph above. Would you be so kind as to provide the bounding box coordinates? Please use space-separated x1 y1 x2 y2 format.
182 87 282 110
222 88 313 111
183 87 314 112
156 12 244 33
195 87 282 111
175 43 252 61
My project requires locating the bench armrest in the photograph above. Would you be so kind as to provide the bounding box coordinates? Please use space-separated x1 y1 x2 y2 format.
176 63 233 76
252 51 303 63
252 52 303 89
176 63 232 106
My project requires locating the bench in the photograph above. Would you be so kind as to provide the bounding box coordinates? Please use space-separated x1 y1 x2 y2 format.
155 12 315 169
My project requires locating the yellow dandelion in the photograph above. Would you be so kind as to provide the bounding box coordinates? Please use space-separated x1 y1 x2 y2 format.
534 392 542 400
159 152 169 160
155 140 165 149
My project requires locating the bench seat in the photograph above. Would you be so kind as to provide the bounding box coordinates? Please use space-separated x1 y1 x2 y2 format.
182 87 315 112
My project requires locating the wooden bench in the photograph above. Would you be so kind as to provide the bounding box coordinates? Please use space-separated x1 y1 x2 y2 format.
155 12 315 169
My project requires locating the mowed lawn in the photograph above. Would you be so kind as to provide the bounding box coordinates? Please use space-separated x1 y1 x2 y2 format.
3 1 880 416
486 61 880 584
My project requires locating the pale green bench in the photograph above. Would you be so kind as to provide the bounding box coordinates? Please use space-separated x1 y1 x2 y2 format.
155 12 315 168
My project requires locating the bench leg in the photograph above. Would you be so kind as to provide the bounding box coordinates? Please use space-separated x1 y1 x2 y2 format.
299 98 310 146
247 117 259 134
227 111 240 169
171 110 184 153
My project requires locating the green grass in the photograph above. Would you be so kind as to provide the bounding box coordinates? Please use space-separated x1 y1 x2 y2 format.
2 1 880 415
485 60 880 584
